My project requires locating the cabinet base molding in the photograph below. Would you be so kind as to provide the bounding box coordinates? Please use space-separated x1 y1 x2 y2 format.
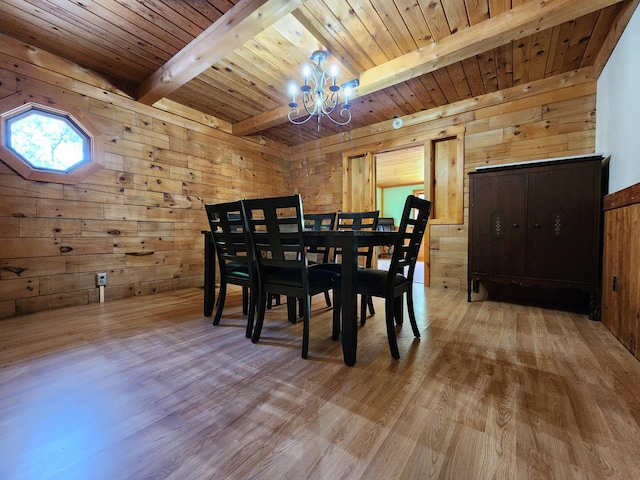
469 279 595 318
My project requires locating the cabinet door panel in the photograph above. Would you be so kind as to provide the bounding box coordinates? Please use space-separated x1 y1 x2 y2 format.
470 173 527 277
526 165 597 282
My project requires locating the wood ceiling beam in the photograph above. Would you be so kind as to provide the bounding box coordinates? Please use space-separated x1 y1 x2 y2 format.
136 0 307 106
233 0 624 136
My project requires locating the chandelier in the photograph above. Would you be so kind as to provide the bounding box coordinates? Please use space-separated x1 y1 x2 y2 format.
287 50 359 130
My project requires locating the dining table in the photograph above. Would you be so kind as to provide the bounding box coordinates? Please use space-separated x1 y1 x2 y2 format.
303 229 399 366
201 228 400 366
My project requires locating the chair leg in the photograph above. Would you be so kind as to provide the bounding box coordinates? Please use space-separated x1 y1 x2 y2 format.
213 281 227 326
359 295 376 326
267 293 282 310
301 296 311 359
385 299 400 359
394 297 403 325
288 297 298 324
245 286 256 339
242 286 249 315
251 290 268 344
406 290 420 338
324 290 332 308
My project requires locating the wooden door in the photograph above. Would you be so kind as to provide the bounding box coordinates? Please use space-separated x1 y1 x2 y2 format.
469 171 527 278
601 208 622 339
342 153 375 213
602 200 640 357
343 153 376 268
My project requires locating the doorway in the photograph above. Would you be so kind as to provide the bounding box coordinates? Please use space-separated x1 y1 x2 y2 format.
375 145 425 283
341 125 465 290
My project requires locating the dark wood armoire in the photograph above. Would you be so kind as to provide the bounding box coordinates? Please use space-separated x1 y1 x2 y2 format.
467 154 608 319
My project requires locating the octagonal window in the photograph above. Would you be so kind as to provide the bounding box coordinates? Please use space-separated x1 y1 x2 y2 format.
0 93 103 184
6 108 90 173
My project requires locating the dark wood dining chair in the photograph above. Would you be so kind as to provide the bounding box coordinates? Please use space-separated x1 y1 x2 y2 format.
304 212 336 263
243 195 341 359
332 211 380 263
303 212 336 309
352 195 432 359
205 201 257 338
314 210 379 324
268 211 336 316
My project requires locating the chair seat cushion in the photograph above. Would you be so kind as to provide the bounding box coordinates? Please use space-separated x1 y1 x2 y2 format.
356 268 409 292
311 262 363 273
266 266 339 288
224 263 250 280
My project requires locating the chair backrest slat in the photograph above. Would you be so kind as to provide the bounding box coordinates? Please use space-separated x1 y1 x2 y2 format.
336 211 379 231
304 212 336 232
388 196 432 285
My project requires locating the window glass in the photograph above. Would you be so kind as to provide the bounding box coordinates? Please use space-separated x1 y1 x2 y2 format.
6 108 90 172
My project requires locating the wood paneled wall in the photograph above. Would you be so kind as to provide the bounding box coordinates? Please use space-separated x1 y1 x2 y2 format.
291 78 597 290
0 69 290 319
0 38 598 318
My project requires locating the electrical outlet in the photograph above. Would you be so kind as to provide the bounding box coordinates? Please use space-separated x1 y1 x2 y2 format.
96 272 107 287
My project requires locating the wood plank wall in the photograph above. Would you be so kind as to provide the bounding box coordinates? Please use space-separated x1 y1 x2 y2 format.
0 65 290 319
0 33 598 318
291 79 597 290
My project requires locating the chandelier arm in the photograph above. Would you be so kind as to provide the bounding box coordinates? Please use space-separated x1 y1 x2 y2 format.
288 107 316 125
301 96 317 116
320 91 339 115
324 107 352 126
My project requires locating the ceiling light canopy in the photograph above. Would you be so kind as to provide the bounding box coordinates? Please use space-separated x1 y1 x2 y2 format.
287 50 359 131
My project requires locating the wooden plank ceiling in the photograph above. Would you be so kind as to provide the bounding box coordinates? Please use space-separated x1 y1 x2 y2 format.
0 0 636 148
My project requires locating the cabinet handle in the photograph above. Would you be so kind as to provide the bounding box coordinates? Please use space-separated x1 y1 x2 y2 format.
512 223 519 228
533 223 542 228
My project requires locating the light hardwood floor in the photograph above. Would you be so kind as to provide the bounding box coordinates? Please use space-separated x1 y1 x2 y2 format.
2 286 640 480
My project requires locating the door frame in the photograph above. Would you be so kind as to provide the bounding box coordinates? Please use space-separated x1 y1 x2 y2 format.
343 146 431 286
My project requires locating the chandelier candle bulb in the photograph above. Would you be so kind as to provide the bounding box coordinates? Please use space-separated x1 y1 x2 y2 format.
289 84 297 107
303 66 310 87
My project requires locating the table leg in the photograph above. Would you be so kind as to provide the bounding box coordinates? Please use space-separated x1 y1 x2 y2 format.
340 237 358 366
